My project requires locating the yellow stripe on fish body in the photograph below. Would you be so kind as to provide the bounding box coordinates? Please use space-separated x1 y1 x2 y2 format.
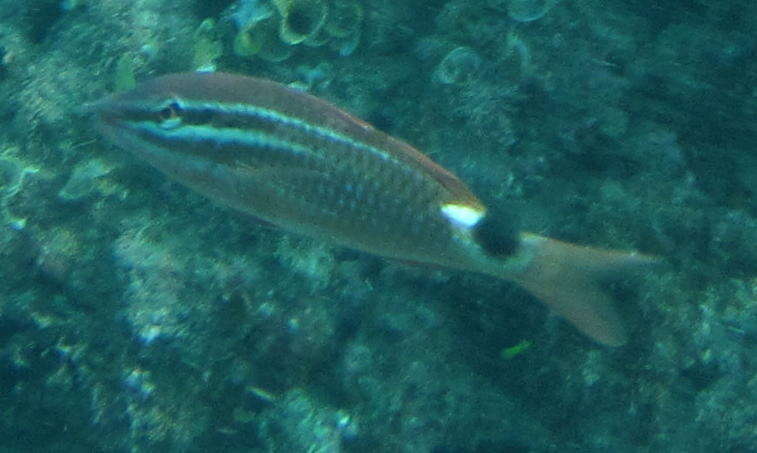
92 72 659 347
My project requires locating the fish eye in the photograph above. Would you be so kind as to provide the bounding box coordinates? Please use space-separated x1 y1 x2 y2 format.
157 101 183 129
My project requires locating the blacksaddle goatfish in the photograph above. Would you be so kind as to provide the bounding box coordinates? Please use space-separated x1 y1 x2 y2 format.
91 72 657 346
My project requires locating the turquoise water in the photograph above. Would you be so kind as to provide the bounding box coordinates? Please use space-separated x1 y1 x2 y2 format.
0 0 754 451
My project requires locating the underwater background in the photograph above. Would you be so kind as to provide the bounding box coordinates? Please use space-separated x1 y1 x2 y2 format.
0 0 755 451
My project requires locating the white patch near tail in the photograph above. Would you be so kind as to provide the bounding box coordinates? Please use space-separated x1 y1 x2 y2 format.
441 203 484 229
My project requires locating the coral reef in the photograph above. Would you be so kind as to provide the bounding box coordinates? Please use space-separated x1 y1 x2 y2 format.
229 0 363 63
0 0 754 451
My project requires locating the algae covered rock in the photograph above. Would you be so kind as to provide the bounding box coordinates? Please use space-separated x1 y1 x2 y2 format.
229 0 364 62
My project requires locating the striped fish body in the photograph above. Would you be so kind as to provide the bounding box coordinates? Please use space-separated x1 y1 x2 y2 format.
93 72 499 272
93 72 658 347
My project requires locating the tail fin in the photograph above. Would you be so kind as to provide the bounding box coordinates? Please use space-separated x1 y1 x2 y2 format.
512 233 659 346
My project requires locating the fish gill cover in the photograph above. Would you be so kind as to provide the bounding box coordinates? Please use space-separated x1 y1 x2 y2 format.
0 0 755 452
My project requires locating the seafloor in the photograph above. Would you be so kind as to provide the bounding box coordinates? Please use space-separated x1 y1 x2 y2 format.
0 0 754 451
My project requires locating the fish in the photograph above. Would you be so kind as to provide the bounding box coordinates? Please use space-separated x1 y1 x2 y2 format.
91 72 658 346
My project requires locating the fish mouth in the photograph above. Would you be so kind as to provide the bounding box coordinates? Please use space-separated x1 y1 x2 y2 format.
82 98 116 120
81 92 131 125
84 98 127 145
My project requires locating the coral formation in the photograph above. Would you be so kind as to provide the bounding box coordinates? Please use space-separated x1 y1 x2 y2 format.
506 0 559 22
0 0 754 451
273 0 328 45
230 0 364 62
432 46 483 85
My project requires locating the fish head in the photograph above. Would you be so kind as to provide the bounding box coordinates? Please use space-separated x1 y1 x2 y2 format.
87 75 231 166
89 85 187 139
88 72 292 154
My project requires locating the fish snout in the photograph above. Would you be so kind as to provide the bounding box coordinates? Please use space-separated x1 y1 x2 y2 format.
82 96 124 124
